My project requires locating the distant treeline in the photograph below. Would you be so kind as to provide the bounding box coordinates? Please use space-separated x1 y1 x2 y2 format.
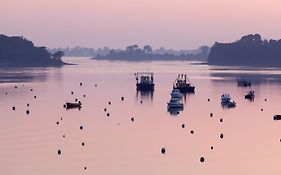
93 45 209 61
50 45 210 61
0 35 65 67
208 34 281 67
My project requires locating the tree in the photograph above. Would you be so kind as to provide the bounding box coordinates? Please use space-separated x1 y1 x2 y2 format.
143 45 152 53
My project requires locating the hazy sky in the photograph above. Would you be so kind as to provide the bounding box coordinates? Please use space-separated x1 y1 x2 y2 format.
1 0 281 49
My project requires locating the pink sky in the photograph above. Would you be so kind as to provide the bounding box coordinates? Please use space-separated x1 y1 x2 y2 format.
1 0 281 49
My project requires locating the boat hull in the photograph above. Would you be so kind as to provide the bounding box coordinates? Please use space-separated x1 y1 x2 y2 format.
66 102 82 109
173 86 195 93
136 83 155 91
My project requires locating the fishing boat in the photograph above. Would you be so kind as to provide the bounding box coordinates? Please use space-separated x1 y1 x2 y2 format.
170 89 182 99
173 74 195 93
221 94 236 108
167 98 183 109
65 101 82 109
245 91 255 100
237 79 251 87
135 72 155 91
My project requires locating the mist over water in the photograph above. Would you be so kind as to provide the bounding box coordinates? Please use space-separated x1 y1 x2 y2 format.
0 57 280 175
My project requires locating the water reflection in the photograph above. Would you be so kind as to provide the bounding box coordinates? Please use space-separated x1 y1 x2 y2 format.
135 90 154 102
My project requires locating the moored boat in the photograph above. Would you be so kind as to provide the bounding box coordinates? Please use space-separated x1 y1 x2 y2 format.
135 72 155 91
221 94 236 108
65 101 82 109
173 74 195 93
245 91 255 100
237 79 251 87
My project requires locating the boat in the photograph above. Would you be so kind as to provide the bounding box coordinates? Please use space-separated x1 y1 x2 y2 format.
221 94 236 108
173 74 195 93
221 94 231 103
135 72 155 91
170 89 182 99
237 79 251 87
273 115 281 120
245 91 255 100
65 101 82 109
167 98 183 109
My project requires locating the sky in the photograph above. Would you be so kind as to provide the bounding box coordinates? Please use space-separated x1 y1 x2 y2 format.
1 0 281 49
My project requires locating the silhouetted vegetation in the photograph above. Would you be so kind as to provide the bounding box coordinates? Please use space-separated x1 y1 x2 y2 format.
50 45 209 61
208 34 281 67
0 35 65 67
93 45 209 61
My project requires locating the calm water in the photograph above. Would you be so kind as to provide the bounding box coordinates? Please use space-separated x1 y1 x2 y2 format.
0 57 280 175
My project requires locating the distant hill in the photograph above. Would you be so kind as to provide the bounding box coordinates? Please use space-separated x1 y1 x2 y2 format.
0 35 65 67
208 34 281 67
93 45 209 61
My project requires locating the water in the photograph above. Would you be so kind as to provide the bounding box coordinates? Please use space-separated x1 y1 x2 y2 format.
0 57 280 175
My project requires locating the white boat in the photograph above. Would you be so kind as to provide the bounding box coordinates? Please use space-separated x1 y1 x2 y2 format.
167 98 183 109
221 93 236 108
221 94 231 102
170 89 182 99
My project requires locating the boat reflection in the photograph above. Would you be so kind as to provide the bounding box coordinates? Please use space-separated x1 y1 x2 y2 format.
136 90 154 102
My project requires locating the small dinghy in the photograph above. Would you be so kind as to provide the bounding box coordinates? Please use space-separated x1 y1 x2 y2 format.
221 94 236 108
245 91 255 100
65 101 82 109
273 115 281 121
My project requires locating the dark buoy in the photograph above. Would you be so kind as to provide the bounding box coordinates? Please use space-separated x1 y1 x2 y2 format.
261 108 263 111
190 130 194 134
131 117 134 122
15 86 17 89
121 97 124 101
80 126 84 130
57 149 61 155
182 124 185 128
200 157 205 162
82 142 85 146
61 117 63 120
63 104 66 108
95 84 97 87
211 146 214 150
210 113 213 117
75 98 78 102
104 108 107 112
208 98 210 102
265 99 267 101
56 121 59 125
63 135 65 138
140 100 143 104
12 106 15 111
220 133 224 139
71 91 74 95
220 118 223 123
27 103 30 107
108 101 111 105
83 94 86 97
34 95 37 99
5 92 8 95
26 110 30 115
31 89 33 91
84 167 87 170
80 82 82 86
161 147 166 154
107 113 110 117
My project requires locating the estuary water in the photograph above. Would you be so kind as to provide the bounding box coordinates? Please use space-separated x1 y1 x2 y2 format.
0 57 280 175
